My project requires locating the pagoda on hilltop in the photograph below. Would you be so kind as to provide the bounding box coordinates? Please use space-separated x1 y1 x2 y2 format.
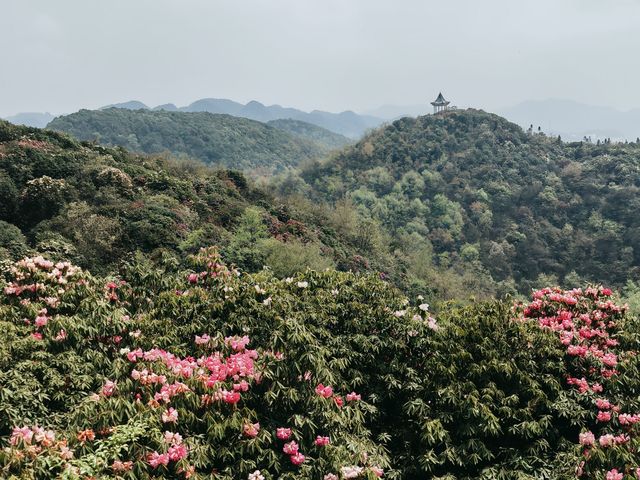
431 92 450 114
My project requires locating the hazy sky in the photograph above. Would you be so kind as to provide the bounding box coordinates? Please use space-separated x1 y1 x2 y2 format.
2 0 640 117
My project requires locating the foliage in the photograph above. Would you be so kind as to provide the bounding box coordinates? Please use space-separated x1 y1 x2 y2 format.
267 119 352 151
282 109 640 296
0 120 375 282
2 251 640 478
519 287 640 479
47 109 333 175
0 251 424 478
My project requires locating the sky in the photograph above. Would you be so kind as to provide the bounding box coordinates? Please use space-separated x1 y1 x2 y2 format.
2 0 640 117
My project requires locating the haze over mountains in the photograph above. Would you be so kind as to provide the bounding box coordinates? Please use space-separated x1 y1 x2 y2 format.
99 98 385 139
498 99 640 141
6 97 640 143
366 99 640 142
3 112 56 129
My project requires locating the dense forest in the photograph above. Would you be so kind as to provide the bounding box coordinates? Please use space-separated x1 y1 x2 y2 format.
47 109 338 175
274 109 640 297
0 120 404 284
266 119 352 150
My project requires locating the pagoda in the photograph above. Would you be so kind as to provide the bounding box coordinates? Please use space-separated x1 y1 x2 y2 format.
431 92 450 114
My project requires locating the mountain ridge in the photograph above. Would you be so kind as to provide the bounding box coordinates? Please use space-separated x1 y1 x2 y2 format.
47 108 334 175
284 108 640 296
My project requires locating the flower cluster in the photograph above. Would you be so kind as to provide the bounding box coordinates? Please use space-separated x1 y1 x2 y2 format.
3 256 84 341
147 431 188 469
7 426 73 462
315 383 361 408
1 253 389 479
521 286 640 478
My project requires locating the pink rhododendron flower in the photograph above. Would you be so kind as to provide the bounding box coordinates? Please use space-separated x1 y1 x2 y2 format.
579 431 595 446
168 443 188 462
597 410 612 422
290 452 306 465
34 315 48 328
243 422 260 438
10 427 34 445
102 380 116 397
59 445 74 460
315 435 330 446
233 380 250 392
276 428 292 440
371 466 384 477
606 469 623 480
224 335 251 351
601 353 618 367
567 345 587 356
195 334 210 345
148 451 170 468
599 434 615 447
346 392 361 402
315 383 333 398
221 389 241 404
614 434 629 444
164 431 183 445
619 413 640 425
162 407 178 423
127 348 143 362
283 441 299 455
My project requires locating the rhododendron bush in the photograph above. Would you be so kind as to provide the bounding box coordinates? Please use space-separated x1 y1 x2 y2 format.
520 287 640 479
2 249 640 479
0 250 426 478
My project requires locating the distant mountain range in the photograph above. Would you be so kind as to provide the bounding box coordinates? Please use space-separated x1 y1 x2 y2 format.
497 99 640 141
98 99 385 139
4 112 56 129
6 98 640 141
366 99 640 141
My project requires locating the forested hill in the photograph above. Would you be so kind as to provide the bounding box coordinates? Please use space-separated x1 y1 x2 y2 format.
292 108 640 294
47 108 331 175
267 118 352 150
0 120 401 282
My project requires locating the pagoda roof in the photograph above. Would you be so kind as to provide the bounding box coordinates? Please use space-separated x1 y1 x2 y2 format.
431 92 450 106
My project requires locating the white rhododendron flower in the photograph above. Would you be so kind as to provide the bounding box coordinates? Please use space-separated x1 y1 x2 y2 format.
341 465 364 478
248 470 264 480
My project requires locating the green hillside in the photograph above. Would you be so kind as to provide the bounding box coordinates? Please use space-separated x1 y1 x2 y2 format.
283 109 640 295
47 109 330 175
267 118 352 150
0 120 402 280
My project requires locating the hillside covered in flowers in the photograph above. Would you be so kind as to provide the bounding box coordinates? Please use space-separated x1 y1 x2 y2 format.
2 248 640 479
